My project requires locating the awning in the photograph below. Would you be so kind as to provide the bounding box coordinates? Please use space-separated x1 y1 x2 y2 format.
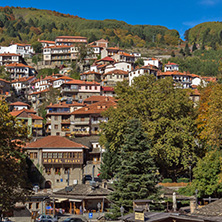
55 198 68 203
69 199 82 202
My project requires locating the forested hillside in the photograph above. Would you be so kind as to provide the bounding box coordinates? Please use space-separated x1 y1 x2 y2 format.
185 21 222 47
0 6 180 47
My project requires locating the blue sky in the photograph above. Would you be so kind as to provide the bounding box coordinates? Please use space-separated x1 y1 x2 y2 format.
1 0 222 38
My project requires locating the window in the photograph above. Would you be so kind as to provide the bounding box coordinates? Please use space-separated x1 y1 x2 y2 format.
43 153 47 158
89 86 92 90
63 153 68 158
58 153 62 158
30 152 37 159
56 132 60 136
36 203 39 209
95 86 97 90
29 203 32 209
48 153 52 158
54 125 58 129
81 117 85 121
53 153 57 158
56 179 60 183
85 86 88 90
54 116 58 121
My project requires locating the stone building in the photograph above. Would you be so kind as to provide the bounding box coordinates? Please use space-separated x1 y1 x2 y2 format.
24 136 88 190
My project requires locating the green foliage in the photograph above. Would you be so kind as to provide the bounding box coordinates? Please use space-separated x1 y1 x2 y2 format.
185 43 191 56
0 6 180 47
0 100 31 211
171 50 175 57
134 58 144 67
161 178 173 183
163 49 222 76
31 41 42 53
107 119 160 219
180 150 222 198
0 66 10 80
192 42 197 52
177 178 189 183
37 67 59 78
100 75 198 179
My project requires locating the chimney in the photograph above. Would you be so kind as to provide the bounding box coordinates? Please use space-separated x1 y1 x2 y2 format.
190 200 196 214
173 192 177 212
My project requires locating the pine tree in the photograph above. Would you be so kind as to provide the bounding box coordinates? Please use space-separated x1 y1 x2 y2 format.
179 48 185 56
99 143 120 180
185 43 191 56
192 42 197 52
107 119 159 219
171 50 175 57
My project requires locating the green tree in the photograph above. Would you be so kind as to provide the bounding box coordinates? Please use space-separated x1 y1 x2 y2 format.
185 43 191 56
100 75 198 179
31 41 42 54
179 48 185 56
171 50 175 57
180 150 222 198
192 42 197 52
0 66 10 80
0 100 30 212
107 119 159 219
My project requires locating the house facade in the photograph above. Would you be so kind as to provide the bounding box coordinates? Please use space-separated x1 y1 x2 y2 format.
24 136 88 189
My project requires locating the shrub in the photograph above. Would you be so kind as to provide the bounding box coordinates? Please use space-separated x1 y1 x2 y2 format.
162 178 172 183
177 178 189 183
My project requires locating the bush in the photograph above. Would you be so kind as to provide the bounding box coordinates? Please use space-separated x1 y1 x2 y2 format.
177 178 189 183
162 178 172 183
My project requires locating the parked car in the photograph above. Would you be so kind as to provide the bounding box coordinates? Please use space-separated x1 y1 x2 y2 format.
35 214 58 222
62 218 84 222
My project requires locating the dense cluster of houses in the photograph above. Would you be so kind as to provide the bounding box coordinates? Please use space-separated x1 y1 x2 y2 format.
0 36 218 219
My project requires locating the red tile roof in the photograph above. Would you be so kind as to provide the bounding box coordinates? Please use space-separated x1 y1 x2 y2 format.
56 36 87 39
158 71 194 77
11 76 35 83
10 101 30 107
165 62 178 66
80 71 101 76
83 95 116 103
96 39 109 43
44 45 72 49
102 86 114 92
25 136 88 148
201 76 217 82
0 78 10 83
0 53 20 56
119 52 135 57
63 80 100 85
96 57 115 63
29 113 43 120
72 99 117 115
29 89 49 95
5 63 34 69
104 69 128 76
39 40 55 44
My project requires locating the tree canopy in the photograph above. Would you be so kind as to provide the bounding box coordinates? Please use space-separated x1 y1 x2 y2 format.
100 75 198 179
0 100 30 211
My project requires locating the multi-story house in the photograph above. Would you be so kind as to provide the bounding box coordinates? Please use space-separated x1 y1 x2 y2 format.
5 63 36 80
164 61 179 72
101 86 115 97
80 71 102 82
0 43 34 58
129 65 158 86
144 58 162 70
104 61 132 73
102 69 129 87
11 76 35 95
101 47 123 58
9 101 30 111
38 40 55 48
61 80 101 102
71 97 117 136
0 53 22 66
52 76 74 89
157 71 193 89
10 108 43 137
112 52 135 65
24 136 88 189
31 76 56 92
55 36 87 46
45 102 84 137
83 95 116 105
43 45 79 65
95 39 109 48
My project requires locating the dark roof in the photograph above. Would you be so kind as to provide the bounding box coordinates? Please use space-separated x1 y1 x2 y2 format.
25 136 88 149
193 198 222 217
53 184 111 198
70 136 100 148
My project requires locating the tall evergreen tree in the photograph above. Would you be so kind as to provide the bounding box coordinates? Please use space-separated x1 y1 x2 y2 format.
192 42 197 52
185 43 191 56
108 119 159 219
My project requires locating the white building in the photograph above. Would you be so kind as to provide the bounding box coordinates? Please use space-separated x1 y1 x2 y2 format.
104 62 132 73
144 58 162 69
0 43 34 58
164 61 179 72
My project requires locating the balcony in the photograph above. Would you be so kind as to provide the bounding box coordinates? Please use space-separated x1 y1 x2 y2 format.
61 119 70 124
74 120 89 125
62 88 78 93
72 131 90 135
33 124 43 128
62 127 70 132
91 130 100 135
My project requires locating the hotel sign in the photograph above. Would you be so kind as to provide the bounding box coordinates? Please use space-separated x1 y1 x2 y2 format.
43 158 83 164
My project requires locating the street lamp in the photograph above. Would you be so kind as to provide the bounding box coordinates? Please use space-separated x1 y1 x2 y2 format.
120 205 124 222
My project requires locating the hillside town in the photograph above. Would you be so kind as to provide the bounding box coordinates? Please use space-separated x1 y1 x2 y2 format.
1 30 222 222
